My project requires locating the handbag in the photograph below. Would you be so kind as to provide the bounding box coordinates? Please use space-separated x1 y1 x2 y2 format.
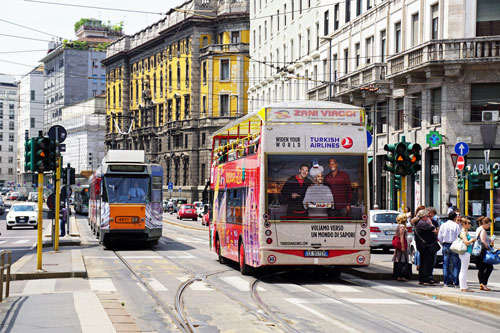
392 235 402 250
450 235 467 255
471 230 483 257
414 223 440 253
483 247 500 265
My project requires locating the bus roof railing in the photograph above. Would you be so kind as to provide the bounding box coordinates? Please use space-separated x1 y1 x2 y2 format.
212 101 365 139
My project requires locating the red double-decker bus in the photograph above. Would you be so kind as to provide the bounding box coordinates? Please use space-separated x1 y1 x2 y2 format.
209 101 370 274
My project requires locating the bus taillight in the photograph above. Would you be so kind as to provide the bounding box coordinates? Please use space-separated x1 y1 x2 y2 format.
265 229 272 236
266 238 273 244
370 227 381 232
359 238 366 245
360 230 366 237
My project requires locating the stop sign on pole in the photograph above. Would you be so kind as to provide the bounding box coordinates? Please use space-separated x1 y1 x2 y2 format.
456 156 465 170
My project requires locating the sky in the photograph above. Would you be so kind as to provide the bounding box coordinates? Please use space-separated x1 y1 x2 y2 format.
0 0 185 78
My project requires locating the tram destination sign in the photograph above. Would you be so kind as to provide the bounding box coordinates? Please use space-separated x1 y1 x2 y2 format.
266 108 364 124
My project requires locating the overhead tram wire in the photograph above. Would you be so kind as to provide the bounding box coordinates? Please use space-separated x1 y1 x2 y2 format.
23 0 166 15
0 18 65 40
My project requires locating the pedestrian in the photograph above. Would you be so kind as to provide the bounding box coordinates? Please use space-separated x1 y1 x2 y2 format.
414 208 439 286
446 201 454 215
427 207 440 283
475 217 495 291
438 211 462 287
373 204 379 210
411 205 426 271
458 217 476 292
393 213 411 282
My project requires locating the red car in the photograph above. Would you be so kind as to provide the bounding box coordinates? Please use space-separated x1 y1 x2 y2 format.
177 204 198 221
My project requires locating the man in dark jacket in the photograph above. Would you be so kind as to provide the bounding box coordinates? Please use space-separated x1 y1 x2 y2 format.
281 164 312 218
414 208 439 285
324 158 352 217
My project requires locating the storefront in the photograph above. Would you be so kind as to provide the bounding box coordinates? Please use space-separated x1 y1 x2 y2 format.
426 150 440 211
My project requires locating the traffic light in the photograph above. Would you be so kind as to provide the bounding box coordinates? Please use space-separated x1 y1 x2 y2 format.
407 143 422 175
69 167 75 185
469 171 480 189
383 144 396 173
493 163 500 188
394 175 402 190
457 169 465 190
34 136 46 172
62 167 68 185
395 142 407 175
24 138 35 172
41 138 56 171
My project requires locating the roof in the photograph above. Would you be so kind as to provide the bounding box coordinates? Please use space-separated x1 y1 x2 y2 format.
78 37 114 43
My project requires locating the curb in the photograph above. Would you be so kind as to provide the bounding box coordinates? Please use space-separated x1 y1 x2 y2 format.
411 290 500 316
11 270 87 281
342 264 443 282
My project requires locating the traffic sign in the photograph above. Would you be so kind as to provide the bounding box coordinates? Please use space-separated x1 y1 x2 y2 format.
366 130 373 148
450 153 458 168
454 142 469 156
178 187 182 193
48 125 67 143
47 193 55 211
456 156 465 170
168 182 173 190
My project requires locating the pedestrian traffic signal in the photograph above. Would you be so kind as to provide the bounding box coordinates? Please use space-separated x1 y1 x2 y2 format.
457 169 465 190
407 143 422 175
24 138 36 172
395 142 407 175
493 163 500 189
394 175 402 190
383 144 396 173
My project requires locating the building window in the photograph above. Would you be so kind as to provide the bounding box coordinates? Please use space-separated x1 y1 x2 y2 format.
333 54 338 81
184 134 188 149
8 168 13 175
177 63 181 89
264 21 267 40
202 132 206 146
365 36 373 64
411 93 422 128
202 95 207 115
168 65 172 90
470 83 500 122
220 95 229 116
9 133 14 142
430 88 442 124
291 0 295 20
395 98 404 131
277 10 280 31
284 4 287 26
477 0 500 36
0 120 3 130
394 22 402 53
31 117 35 128
345 0 351 23
185 62 189 88
334 4 339 30
184 95 190 118
8 156 13 164
431 4 439 39
306 28 311 55
411 13 419 47
9 121 14 130
305 70 309 91
92 74 97 84
231 31 240 43
30 90 35 101
220 59 230 81
344 48 349 75
324 10 329 35
355 43 360 68
380 30 386 62
202 61 207 85
367 0 372 10
298 34 302 58
377 102 387 133
356 0 362 16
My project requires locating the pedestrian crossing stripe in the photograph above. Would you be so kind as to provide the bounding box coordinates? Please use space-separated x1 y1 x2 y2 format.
220 276 266 292
341 298 416 304
147 278 168 291
325 285 361 293
89 279 117 292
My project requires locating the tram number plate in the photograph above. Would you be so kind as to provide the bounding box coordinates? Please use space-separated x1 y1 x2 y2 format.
304 250 329 257
116 216 132 223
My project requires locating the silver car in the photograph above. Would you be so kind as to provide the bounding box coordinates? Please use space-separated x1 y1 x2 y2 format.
370 209 413 252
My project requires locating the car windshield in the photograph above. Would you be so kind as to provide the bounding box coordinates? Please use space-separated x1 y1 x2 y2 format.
372 213 399 223
104 176 150 204
182 204 194 209
12 205 35 212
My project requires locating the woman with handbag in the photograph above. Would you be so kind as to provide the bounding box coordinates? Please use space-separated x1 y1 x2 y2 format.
476 217 495 291
392 214 410 282
458 217 476 292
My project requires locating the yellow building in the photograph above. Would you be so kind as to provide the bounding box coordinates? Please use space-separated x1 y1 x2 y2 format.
103 0 249 201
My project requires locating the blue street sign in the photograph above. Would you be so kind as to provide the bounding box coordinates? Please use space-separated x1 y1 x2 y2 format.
366 130 373 148
454 142 469 156
178 187 182 193
168 182 173 190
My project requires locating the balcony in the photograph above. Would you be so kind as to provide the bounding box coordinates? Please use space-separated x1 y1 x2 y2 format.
387 37 500 78
334 63 388 98
200 43 249 57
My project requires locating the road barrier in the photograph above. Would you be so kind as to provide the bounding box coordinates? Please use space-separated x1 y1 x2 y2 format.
0 250 12 302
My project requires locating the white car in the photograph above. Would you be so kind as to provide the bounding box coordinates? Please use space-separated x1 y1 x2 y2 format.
5 203 38 230
369 210 413 252
193 201 204 217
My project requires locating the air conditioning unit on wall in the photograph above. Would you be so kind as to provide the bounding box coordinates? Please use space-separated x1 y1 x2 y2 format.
482 110 499 122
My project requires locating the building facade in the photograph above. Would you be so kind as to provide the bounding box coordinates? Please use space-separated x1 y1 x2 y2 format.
16 65 44 186
0 74 18 188
249 0 500 216
103 0 250 201
40 19 123 132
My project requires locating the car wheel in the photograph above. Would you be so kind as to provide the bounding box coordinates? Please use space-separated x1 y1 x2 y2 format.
6 226 12 230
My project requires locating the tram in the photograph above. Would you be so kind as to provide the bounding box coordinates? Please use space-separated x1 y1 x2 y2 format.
73 185 89 215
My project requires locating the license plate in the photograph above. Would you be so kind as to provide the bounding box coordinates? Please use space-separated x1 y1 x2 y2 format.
304 250 329 257
116 216 132 223
385 231 395 235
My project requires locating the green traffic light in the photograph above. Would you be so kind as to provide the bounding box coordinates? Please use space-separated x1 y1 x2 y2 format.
493 163 500 189
383 144 396 173
394 175 402 190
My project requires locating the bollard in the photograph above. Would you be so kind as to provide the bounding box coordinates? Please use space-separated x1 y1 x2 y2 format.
0 250 12 302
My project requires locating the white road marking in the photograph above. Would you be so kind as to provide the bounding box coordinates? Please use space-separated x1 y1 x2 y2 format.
85 256 118 259
136 282 147 292
14 240 29 244
176 276 213 291
174 237 206 244
324 285 361 293
147 278 168 291
163 251 196 259
22 279 56 294
74 291 116 333
122 255 162 259
89 278 117 292
371 285 408 293
341 298 416 305
278 283 312 293
220 276 266 292
285 298 358 333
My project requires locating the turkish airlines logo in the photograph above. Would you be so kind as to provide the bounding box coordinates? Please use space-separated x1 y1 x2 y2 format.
341 137 353 149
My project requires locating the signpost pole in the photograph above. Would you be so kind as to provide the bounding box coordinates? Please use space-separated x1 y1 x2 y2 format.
54 157 61 251
457 182 461 216
491 171 494 236
465 175 469 217
397 189 400 212
401 176 406 213
37 173 43 270
67 163 71 235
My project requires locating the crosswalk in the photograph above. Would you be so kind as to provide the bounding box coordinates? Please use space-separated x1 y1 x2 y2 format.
0 237 37 249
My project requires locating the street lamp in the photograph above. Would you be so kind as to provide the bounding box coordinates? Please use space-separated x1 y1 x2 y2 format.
320 36 333 101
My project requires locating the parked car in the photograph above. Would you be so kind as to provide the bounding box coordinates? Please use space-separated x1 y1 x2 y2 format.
409 215 480 267
201 204 210 226
369 210 413 252
0 197 5 214
177 204 198 221
193 201 204 217
8 192 20 200
28 192 38 202
5 203 38 230
17 193 28 201
1 188 9 195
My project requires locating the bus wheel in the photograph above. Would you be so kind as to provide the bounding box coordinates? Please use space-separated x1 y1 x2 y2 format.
239 241 251 275
216 236 227 264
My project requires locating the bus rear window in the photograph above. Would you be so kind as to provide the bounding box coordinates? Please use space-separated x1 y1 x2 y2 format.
267 154 366 221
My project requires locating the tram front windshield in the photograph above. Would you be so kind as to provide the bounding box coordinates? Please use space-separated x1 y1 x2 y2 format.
104 176 149 204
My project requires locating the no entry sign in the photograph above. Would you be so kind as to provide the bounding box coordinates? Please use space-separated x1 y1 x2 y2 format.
456 156 465 170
